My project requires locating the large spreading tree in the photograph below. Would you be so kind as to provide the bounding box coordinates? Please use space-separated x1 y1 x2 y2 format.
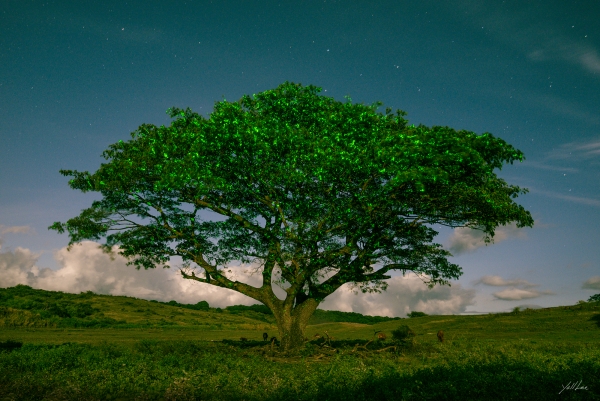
49 82 533 350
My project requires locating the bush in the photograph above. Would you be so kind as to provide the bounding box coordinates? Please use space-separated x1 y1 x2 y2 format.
391 325 416 342
193 301 210 310
0 306 52 327
407 311 428 318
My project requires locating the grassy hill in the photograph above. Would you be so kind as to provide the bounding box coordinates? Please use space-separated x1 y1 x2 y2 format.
0 285 401 331
1 284 598 344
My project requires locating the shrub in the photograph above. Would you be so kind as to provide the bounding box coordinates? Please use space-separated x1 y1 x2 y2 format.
391 325 416 342
407 311 428 318
0 306 52 327
193 301 210 310
77 290 96 299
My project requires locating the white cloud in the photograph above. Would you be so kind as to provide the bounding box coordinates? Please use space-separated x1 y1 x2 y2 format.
526 188 600 208
582 276 600 290
528 42 600 78
492 288 554 301
519 161 578 173
475 275 536 288
0 241 475 316
319 273 475 317
0 240 262 308
472 275 554 301
446 223 526 255
0 225 33 235
452 2 600 78
575 140 600 155
440 3 600 127
0 244 42 287
580 51 600 74
547 137 600 160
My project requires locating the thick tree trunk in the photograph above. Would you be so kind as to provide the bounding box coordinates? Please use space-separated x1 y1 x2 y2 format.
272 298 319 352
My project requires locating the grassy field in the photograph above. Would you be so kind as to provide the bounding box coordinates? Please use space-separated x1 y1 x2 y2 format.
1 285 599 400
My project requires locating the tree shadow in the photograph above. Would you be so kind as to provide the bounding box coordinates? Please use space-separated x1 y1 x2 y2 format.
0 340 22 353
589 313 600 328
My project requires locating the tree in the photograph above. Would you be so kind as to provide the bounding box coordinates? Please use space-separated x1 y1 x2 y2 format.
407 311 428 318
48 81 534 351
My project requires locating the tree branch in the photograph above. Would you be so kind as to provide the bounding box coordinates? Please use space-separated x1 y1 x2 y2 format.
193 196 272 238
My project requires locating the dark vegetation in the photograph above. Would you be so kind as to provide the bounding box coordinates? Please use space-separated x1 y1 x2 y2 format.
0 339 22 352
407 311 429 318
392 325 417 343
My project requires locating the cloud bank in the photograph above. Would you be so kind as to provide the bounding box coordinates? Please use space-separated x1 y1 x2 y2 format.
475 274 554 301
475 275 536 288
446 224 527 255
0 240 258 307
547 136 600 161
0 225 32 235
0 240 475 316
582 276 600 290
319 274 476 317
492 288 554 301
526 188 600 208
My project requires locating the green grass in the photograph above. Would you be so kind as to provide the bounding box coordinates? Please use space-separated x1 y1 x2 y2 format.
1 285 599 400
1 338 598 400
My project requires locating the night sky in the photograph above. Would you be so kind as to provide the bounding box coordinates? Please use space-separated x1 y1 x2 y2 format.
1 0 599 316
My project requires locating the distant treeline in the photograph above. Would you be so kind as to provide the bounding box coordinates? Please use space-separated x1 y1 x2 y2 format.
309 309 402 325
150 299 211 311
152 300 401 324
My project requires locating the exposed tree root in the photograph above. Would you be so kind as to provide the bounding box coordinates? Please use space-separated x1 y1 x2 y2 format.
375 345 398 353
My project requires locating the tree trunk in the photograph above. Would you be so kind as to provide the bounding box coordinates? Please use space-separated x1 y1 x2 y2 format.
272 298 319 352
